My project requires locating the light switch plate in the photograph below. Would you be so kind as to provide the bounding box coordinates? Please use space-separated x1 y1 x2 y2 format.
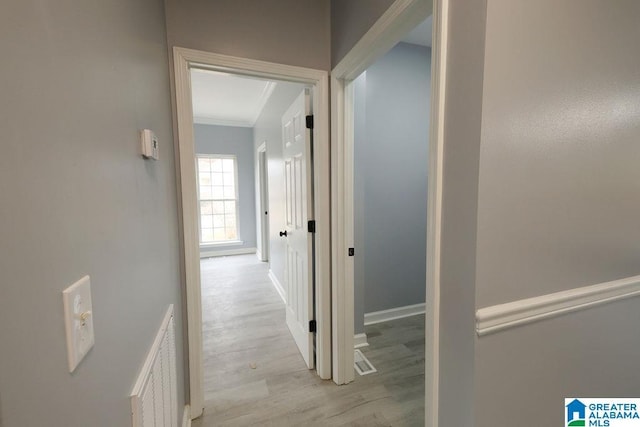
62 275 95 373
140 129 158 160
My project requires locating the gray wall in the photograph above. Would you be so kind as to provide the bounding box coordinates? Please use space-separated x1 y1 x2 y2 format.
165 0 331 71
0 1 184 426
353 43 431 333
475 1 640 425
435 1 487 424
194 124 257 253
253 83 307 290
331 0 395 67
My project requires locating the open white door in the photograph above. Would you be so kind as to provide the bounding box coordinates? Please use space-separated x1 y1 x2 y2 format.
281 89 315 369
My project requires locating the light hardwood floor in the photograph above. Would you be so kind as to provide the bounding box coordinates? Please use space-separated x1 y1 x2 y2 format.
193 254 425 427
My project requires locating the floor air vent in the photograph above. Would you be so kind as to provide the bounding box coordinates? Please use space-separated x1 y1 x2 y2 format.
354 349 377 376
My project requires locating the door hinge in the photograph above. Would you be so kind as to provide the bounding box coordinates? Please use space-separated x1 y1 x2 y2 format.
308 220 316 233
305 115 314 129
309 320 317 333
348 248 355 256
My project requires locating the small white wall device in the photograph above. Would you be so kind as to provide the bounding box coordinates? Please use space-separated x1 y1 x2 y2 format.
140 129 159 160
62 275 95 373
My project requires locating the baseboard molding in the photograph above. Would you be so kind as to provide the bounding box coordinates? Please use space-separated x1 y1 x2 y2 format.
200 247 256 258
354 333 369 348
268 270 286 303
182 405 191 427
364 303 426 326
476 274 640 336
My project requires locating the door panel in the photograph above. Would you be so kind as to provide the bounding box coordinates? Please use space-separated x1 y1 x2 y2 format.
282 89 314 369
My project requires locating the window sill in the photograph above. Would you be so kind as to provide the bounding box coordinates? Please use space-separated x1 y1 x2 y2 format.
200 240 244 248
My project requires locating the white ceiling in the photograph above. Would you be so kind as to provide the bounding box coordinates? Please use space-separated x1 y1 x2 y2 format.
402 15 433 47
190 69 277 127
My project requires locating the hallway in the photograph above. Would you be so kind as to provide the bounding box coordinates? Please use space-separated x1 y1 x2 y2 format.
195 254 425 426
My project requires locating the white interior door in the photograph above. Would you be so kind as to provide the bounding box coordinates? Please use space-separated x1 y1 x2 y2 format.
281 88 315 369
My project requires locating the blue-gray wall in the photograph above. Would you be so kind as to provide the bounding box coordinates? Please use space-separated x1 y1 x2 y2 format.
165 0 331 71
354 42 431 333
330 0 395 67
194 124 257 253
475 1 640 425
0 0 184 425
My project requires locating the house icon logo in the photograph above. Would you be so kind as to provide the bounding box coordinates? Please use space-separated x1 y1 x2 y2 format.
566 399 586 426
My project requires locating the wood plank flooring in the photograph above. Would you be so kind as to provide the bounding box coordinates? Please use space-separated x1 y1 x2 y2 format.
194 254 425 427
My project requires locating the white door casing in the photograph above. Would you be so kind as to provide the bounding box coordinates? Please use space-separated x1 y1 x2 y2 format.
281 89 315 369
330 0 441 426
330 0 431 385
172 47 331 419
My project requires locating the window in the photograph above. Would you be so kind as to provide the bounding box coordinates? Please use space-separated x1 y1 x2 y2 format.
196 155 239 244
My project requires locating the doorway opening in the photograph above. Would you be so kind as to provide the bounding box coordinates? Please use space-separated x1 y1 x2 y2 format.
330 0 444 426
172 48 331 420
190 69 315 407
349 14 432 424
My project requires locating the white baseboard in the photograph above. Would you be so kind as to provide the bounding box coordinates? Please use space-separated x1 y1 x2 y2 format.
200 247 256 258
182 405 191 427
354 333 369 348
476 274 640 336
268 270 286 303
364 303 426 326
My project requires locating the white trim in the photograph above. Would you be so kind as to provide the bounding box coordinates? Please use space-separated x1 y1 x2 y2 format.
353 333 369 349
249 81 277 126
182 405 191 427
173 47 331 416
130 305 175 397
332 0 432 80
268 269 286 303
476 275 640 336
130 305 177 427
364 303 426 325
173 47 204 419
201 240 244 247
329 0 434 394
130 304 173 397
425 1 447 426
200 247 256 258
192 116 254 127
330 72 355 385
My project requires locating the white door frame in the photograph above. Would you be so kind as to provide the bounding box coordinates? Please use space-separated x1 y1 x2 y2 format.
256 141 269 262
172 47 331 419
330 0 446 426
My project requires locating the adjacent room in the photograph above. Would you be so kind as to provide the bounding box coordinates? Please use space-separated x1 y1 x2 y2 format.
189 68 307 385
349 15 432 424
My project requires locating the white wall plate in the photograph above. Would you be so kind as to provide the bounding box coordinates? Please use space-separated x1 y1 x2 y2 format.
62 275 95 373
